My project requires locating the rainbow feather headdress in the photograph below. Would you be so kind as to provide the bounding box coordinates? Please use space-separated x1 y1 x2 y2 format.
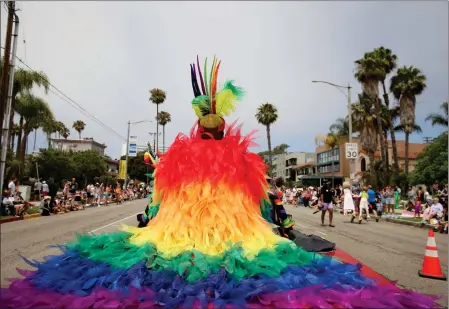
190 55 244 131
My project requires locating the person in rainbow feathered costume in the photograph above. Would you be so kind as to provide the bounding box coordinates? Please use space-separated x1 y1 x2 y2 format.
0 56 440 309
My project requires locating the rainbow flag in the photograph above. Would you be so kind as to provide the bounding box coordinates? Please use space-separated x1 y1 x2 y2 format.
0 126 440 308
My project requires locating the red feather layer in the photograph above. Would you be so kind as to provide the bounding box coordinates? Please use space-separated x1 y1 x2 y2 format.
154 122 267 203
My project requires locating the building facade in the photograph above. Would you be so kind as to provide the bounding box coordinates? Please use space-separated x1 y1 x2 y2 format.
314 136 427 185
51 138 106 156
272 152 315 181
50 138 119 176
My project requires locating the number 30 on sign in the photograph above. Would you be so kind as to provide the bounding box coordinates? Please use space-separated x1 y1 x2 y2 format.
345 143 358 159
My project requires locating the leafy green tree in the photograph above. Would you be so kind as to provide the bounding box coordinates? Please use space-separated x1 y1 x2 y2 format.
255 103 278 177
72 150 107 186
324 132 340 188
120 152 155 181
32 148 76 184
409 132 448 187
258 144 289 167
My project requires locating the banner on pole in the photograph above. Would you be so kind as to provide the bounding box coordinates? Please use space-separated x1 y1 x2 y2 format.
118 160 127 180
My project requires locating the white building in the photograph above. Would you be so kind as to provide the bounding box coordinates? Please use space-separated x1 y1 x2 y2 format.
272 152 315 181
50 138 106 156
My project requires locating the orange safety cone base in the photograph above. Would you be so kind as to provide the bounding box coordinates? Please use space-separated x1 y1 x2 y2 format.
418 270 447 281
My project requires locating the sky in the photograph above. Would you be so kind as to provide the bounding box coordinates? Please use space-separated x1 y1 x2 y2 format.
1 1 448 159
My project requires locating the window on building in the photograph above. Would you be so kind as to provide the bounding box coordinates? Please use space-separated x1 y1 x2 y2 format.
361 158 366 172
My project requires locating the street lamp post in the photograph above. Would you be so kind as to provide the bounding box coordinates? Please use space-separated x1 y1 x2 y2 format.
312 80 353 186
124 120 152 189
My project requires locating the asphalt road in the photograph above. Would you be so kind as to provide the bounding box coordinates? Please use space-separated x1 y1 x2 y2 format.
1 200 447 306
285 204 448 306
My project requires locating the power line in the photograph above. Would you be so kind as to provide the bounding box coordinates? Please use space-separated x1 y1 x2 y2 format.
1 46 126 141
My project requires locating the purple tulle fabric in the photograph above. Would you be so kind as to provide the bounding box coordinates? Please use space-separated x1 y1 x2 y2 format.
2 275 440 309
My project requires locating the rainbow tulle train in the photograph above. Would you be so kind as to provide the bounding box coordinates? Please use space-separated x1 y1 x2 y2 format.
0 125 441 308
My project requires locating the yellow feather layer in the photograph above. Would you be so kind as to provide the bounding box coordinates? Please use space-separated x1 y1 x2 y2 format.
215 89 237 117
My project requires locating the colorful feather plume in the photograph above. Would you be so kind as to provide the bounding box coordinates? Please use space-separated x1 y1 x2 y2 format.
144 152 156 166
215 80 244 117
190 55 244 120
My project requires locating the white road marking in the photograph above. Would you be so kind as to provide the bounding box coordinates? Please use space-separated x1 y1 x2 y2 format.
90 212 140 233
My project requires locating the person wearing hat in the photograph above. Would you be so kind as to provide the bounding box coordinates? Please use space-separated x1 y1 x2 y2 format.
40 196 52 216
41 180 49 197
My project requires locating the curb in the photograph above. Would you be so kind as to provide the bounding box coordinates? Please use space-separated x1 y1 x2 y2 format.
0 213 41 224
0 216 23 224
384 217 434 229
23 213 41 220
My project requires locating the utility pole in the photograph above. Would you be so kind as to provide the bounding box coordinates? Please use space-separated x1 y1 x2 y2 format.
124 120 130 189
149 132 160 155
0 6 19 194
423 137 434 144
0 1 15 142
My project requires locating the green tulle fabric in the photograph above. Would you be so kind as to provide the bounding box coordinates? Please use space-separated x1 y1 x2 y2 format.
67 232 320 283
260 199 273 223
147 203 160 219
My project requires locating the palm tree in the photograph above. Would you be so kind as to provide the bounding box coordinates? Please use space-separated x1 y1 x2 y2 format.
425 102 448 128
156 111 171 153
255 103 278 178
372 47 400 171
14 94 53 170
72 120 86 139
329 118 349 136
9 123 20 150
354 52 387 166
324 132 340 188
7 67 50 151
42 116 58 149
380 105 400 168
60 125 70 139
149 88 166 153
352 94 378 168
390 65 427 175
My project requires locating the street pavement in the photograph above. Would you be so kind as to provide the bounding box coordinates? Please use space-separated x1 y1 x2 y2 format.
285 204 448 306
1 200 448 306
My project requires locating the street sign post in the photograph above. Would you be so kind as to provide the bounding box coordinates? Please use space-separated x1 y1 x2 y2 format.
129 136 137 157
345 143 358 159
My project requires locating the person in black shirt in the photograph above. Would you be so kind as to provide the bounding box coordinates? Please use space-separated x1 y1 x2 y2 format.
320 182 335 227
68 178 78 196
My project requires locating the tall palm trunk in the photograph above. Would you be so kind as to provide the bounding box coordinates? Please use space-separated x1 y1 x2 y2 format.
382 82 399 171
266 124 273 179
368 151 375 170
10 133 14 150
383 129 389 168
16 116 24 158
374 98 386 166
156 104 159 153
19 131 29 176
7 104 14 152
33 129 37 151
162 124 165 154
404 132 410 175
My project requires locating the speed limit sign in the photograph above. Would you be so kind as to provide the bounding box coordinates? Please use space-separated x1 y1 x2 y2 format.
345 143 358 159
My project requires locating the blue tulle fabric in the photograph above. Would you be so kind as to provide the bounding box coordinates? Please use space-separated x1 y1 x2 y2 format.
23 246 375 307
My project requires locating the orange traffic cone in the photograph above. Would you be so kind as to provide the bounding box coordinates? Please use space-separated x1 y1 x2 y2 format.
418 229 447 280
